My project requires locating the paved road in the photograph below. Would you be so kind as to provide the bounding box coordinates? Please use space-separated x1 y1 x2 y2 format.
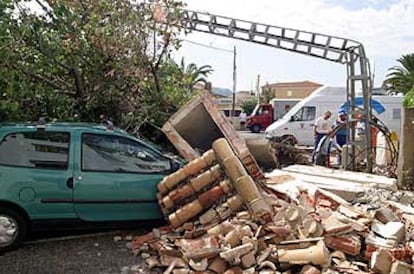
0 230 154 274
237 130 265 140
237 130 313 151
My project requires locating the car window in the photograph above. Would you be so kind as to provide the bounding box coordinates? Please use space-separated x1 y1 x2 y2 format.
81 133 170 173
0 131 70 169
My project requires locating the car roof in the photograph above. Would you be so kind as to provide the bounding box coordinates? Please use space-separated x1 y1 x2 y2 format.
0 122 127 134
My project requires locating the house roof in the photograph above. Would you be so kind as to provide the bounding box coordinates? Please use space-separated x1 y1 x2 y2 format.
263 80 322 88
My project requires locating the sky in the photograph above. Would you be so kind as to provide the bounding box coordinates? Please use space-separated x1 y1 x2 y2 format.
174 0 414 91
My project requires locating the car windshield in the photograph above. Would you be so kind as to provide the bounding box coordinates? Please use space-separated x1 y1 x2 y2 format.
251 104 260 116
82 133 171 173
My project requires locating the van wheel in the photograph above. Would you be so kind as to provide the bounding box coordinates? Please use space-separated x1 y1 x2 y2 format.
281 135 298 146
251 124 261 133
0 208 27 253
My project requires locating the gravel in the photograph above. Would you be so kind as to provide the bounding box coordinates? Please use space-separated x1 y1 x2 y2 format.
0 230 147 274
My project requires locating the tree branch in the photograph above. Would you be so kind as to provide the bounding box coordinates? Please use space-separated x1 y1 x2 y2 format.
70 67 84 98
153 23 171 70
10 63 75 96
28 34 85 98
149 63 161 94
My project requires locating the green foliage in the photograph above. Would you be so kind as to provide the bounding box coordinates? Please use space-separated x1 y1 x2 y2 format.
403 87 414 108
178 58 213 90
240 98 258 115
384 53 414 94
0 0 209 131
261 86 274 103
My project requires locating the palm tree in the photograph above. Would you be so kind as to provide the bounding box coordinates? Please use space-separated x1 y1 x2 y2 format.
383 53 414 94
180 58 213 91
385 54 414 189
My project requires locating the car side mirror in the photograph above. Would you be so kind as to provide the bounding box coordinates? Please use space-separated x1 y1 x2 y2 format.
290 116 295 121
170 158 181 172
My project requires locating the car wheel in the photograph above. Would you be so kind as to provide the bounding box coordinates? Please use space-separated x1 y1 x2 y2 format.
251 124 261 133
0 208 27 253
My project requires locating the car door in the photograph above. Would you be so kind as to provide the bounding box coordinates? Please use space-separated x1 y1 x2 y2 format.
0 129 76 220
72 132 171 222
290 106 316 146
261 104 273 128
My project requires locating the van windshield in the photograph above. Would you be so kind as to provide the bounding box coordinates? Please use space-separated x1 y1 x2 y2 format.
280 100 304 120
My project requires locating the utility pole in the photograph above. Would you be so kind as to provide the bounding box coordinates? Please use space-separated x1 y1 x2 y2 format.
232 46 237 116
256 74 261 104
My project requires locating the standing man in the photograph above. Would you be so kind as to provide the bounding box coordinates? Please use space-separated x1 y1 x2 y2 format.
336 109 347 147
313 110 333 162
334 109 347 165
239 110 247 131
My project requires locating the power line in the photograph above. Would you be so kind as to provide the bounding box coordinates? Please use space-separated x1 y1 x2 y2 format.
181 39 233 53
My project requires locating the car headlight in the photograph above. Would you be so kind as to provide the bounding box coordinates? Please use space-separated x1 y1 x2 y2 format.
264 131 274 139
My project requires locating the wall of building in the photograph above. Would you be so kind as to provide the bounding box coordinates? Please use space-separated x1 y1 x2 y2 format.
264 81 322 99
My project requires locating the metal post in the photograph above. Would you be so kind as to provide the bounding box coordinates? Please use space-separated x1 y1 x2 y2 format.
256 74 261 104
344 57 351 170
232 46 237 116
359 47 373 173
346 54 357 170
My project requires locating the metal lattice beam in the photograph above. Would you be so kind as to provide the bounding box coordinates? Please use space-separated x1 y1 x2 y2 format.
179 9 374 172
181 10 362 64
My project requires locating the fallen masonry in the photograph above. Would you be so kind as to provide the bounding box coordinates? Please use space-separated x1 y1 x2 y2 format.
129 137 414 273
129 92 414 273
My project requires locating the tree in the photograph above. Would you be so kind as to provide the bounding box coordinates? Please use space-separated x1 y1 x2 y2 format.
384 53 414 94
384 54 414 189
261 85 274 103
0 0 200 129
178 58 213 91
397 86 414 189
240 98 258 116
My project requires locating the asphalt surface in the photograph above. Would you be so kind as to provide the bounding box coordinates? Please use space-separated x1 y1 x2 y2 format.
0 230 155 274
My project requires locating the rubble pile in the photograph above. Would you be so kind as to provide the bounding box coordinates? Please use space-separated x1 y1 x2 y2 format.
131 138 414 274
270 143 310 168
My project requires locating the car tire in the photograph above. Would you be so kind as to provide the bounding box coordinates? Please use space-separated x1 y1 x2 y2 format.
251 124 261 133
0 208 27 253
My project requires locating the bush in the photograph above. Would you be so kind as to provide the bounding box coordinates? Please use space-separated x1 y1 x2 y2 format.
240 98 258 115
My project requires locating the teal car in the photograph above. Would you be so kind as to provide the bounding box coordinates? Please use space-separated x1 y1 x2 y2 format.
0 122 177 252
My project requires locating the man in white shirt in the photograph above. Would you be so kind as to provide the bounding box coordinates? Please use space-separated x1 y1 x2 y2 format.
312 110 333 162
239 111 247 130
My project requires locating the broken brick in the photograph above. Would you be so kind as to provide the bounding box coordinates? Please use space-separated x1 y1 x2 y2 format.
132 232 156 250
300 265 321 274
370 248 393 274
375 207 399 224
324 235 361 256
322 215 352 235
390 261 414 274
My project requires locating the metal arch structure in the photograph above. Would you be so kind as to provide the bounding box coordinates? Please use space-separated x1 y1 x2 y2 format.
180 10 374 172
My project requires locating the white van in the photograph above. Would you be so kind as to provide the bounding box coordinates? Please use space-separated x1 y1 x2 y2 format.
269 98 302 120
264 86 403 146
